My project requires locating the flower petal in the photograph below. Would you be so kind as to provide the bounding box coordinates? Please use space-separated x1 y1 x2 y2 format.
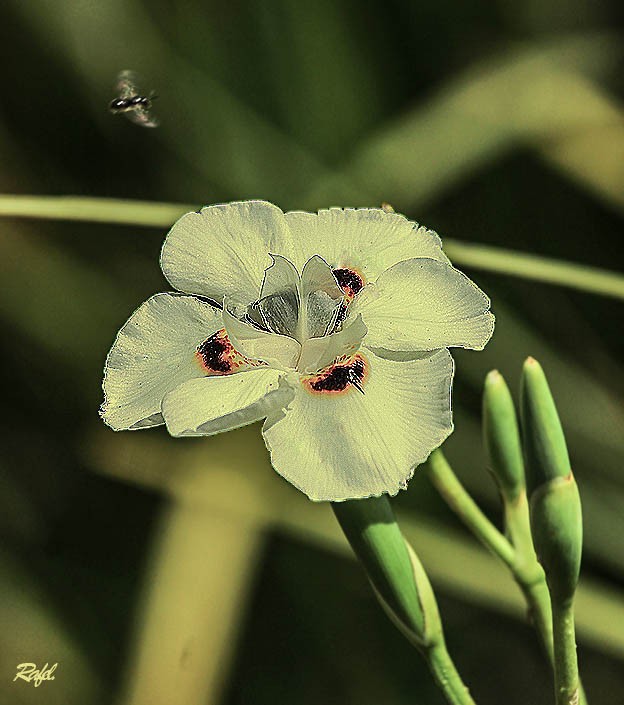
162 368 294 437
222 304 301 369
253 254 301 337
262 349 454 501
300 255 345 339
284 208 448 278
298 314 367 374
101 293 222 431
161 201 295 304
351 258 495 352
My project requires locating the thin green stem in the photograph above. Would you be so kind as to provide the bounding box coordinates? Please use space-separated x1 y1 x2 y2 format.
427 451 587 705
0 194 194 227
1 193 624 301
425 642 477 705
428 450 515 567
443 239 624 301
552 600 580 705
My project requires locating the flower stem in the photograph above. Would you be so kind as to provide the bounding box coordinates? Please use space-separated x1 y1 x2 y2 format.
427 450 587 704
332 498 477 705
0 194 193 227
427 450 515 567
1 193 624 301
425 642 477 705
443 239 624 301
552 600 580 705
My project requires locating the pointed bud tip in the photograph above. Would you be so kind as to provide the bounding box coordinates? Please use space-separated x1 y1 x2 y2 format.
485 369 503 386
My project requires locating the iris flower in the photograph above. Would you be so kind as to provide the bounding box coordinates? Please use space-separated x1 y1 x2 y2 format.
101 201 494 501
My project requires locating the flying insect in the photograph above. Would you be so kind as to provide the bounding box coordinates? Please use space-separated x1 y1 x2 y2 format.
109 70 159 128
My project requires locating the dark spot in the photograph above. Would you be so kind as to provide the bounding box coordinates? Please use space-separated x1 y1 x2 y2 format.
333 268 364 299
304 354 367 395
196 330 233 373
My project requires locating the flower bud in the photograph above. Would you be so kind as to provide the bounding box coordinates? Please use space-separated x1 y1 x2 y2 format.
520 357 582 603
332 496 442 647
483 369 525 503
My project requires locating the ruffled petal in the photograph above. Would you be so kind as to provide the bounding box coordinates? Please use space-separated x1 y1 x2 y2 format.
222 305 301 369
101 294 222 431
161 201 296 304
262 349 454 501
162 368 294 437
351 258 495 353
284 208 448 279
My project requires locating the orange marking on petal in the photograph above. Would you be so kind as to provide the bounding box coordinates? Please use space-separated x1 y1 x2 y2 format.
333 267 365 301
301 352 369 396
195 328 264 375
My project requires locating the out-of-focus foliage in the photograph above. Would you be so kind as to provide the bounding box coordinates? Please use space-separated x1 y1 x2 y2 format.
0 1 623 704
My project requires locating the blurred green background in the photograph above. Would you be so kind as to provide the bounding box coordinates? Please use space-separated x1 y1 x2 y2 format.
1 1 623 704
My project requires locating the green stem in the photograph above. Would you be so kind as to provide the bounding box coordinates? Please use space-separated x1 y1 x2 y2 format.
552 600 580 705
425 642 477 705
427 451 587 705
0 194 193 227
1 193 624 301
443 239 624 301
428 450 515 567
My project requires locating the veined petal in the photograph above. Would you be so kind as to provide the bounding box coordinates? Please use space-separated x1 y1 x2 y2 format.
254 254 301 337
101 293 222 431
223 304 301 369
161 201 295 304
284 208 448 278
351 258 495 352
298 314 367 374
262 349 454 501
300 255 345 339
162 368 294 437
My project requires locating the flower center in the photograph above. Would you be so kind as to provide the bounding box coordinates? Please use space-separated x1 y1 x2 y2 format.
220 255 368 378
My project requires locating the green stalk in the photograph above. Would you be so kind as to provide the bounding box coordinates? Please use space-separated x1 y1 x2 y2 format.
0 194 193 227
427 450 587 705
427 450 515 568
442 239 624 301
425 640 475 705
552 600 580 705
1 193 624 301
333 497 476 705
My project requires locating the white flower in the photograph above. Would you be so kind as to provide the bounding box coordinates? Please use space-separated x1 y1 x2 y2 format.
101 201 494 501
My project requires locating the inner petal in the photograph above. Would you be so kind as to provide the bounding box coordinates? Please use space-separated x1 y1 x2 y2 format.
223 303 301 369
298 314 367 374
300 255 345 339
252 254 300 337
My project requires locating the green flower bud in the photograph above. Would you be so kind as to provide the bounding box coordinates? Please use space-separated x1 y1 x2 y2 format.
520 357 582 603
332 496 441 647
483 369 525 503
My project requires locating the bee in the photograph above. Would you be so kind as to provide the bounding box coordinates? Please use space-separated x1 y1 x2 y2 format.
109 70 159 128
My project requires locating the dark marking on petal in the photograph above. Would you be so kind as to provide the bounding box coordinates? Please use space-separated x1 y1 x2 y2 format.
302 353 368 396
333 268 364 300
195 329 265 375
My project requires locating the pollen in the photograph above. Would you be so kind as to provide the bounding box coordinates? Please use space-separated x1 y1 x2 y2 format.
302 353 368 396
195 329 261 375
333 268 364 300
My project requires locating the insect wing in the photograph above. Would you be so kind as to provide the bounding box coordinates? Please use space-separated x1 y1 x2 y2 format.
124 105 159 129
116 69 139 99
